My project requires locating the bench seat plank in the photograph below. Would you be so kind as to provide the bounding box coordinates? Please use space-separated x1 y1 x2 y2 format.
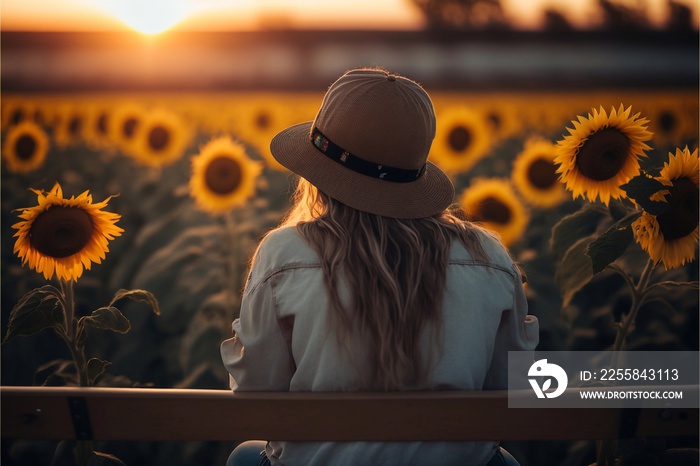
2 387 697 442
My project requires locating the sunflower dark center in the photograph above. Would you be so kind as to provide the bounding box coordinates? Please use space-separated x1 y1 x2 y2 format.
477 196 512 225
122 117 138 138
657 177 699 241
488 113 501 130
96 113 108 135
658 111 677 133
204 156 242 195
29 206 94 259
148 126 170 152
448 126 472 153
255 113 270 131
11 109 25 125
15 135 37 160
68 116 82 137
576 128 630 181
527 157 558 189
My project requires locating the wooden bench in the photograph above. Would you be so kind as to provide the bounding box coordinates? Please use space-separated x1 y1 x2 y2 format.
2 386 698 442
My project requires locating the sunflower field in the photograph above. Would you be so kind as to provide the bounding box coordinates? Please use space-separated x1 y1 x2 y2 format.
1 83 698 465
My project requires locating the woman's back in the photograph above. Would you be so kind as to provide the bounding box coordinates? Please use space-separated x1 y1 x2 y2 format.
221 224 538 465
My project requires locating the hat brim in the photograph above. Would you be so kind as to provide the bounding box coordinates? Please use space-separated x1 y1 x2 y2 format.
270 122 455 219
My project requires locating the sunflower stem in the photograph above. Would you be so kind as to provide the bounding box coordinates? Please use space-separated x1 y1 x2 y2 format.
58 280 92 466
59 279 89 387
611 258 656 357
597 258 656 466
59 280 75 342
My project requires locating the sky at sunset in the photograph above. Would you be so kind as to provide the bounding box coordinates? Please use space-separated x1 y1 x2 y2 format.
1 0 697 34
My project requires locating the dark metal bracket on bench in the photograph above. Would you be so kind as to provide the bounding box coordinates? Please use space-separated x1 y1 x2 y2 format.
68 397 93 441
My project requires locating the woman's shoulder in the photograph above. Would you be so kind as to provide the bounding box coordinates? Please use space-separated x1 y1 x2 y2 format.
450 224 517 271
260 224 307 246
254 225 319 269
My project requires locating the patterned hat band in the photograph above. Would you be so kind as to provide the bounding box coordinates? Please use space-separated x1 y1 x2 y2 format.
310 127 426 183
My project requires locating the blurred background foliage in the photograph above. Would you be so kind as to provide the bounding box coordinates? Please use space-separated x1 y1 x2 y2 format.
1 88 697 465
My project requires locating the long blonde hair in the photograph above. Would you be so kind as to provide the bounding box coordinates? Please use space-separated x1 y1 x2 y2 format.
276 178 489 390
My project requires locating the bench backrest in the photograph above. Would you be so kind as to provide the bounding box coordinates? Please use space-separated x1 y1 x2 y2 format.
2 386 697 442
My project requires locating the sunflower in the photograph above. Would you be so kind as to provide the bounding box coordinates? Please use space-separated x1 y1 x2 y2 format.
632 147 699 270
654 107 683 143
645 99 693 146
189 136 263 214
129 109 191 167
481 102 524 141
12 183 124 282
1 99 33 130
230 96 293 171
29 98 62 128
430 106 493 174
555 104 653 205
81 103 113 150
52 105 87 148
2 121 50 174
459 178 529 247
108 103 147 155
511 137 568 208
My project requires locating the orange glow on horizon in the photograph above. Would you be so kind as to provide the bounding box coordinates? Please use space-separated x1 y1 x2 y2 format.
0 0 697 32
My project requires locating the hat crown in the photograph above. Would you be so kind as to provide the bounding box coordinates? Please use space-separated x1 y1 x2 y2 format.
269 68 454 219
312 69 436 171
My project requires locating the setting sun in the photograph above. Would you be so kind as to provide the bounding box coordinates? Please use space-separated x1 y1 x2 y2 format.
92 0 192 34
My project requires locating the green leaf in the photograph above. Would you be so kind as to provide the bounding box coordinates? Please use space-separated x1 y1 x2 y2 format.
4 286 65 343
649 280 700 291
619 174 669 216
550 204 607 259
88 451 127 466
86 358 111 386
643 281 700 306
36 359 77 386
555 237 595 308
80 307 131 333
109 289 161 316
585 212 642 274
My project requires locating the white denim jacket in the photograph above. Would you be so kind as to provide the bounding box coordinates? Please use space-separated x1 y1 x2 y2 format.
221 225 539 466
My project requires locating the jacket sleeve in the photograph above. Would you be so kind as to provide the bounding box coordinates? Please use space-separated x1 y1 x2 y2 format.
220 276 296 391
482 263 539 390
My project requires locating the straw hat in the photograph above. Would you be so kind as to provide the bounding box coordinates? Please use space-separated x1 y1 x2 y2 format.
270 68 454 219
